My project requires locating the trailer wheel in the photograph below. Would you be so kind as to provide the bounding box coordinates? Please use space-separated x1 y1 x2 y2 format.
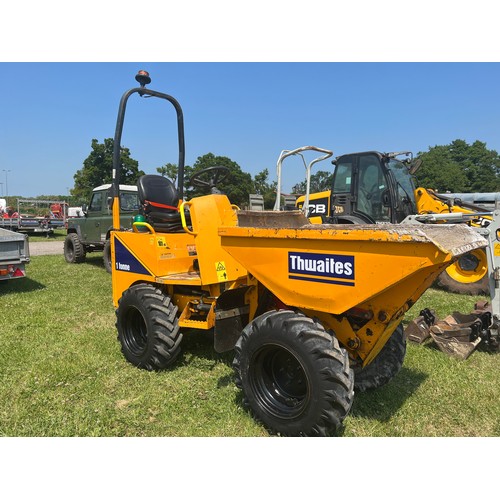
116 284 182 370
103 239 112 274
233 310 354 436
353 324 406 392
64 233 86 263
435 249 489 295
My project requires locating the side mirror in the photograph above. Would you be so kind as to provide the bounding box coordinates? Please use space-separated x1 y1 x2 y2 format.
409 159 422 175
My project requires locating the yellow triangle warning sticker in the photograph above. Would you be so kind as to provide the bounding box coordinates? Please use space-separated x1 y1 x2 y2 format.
215 261 227 281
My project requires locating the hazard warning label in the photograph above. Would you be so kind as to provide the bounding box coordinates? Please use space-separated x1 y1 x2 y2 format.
215 261 227 281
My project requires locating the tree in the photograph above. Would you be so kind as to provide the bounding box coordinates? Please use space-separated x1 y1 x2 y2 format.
156 163 178 183
72 138 145 202
184 153 253 206
252 168 277 209
291 170 333 195
415 139 500 193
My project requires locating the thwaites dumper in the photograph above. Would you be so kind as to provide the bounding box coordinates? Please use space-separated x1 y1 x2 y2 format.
110 73 487 436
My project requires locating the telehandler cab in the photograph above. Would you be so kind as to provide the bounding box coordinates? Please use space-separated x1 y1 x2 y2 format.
109 72 487 436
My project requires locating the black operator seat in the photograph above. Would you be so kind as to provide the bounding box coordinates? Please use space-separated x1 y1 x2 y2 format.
137 174 190 232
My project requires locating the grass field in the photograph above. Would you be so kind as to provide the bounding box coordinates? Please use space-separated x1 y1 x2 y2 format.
1 253 499 437
26 229 66 242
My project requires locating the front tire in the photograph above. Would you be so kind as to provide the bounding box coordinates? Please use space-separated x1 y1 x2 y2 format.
64 233 86 263
116 284 182 370
353 324 406 392
435 250 488 295
233 310 354 436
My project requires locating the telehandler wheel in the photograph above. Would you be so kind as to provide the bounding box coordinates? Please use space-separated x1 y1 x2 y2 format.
233 310 354 436
64 233 86 264
352 324 406 392
116 284 182 371
435 249 489 295
103 240 112 274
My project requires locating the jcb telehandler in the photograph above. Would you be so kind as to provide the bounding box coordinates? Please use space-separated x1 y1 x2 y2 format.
109 72 486 436
295 150 492 296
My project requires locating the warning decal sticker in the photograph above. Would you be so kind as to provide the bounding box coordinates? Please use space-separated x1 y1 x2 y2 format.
215 261 227 282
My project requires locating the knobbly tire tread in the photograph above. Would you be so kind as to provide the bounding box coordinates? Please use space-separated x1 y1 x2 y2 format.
232 310 354 437
64 233 86 264
353 324 406 392
116 284 182 371
103 239 112 273
435 268 489 296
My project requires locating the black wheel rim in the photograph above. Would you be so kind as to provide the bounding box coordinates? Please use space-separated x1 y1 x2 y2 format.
122 306 148 357
458 252 480 272
249 344 310 420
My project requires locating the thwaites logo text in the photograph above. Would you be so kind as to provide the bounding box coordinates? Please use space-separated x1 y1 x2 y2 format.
288 251 355 286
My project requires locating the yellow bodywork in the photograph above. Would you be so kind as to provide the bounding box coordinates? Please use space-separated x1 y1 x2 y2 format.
298 186 492 288
219 215 486 364
111 193 487 366
111 194 247 329
414 187 490 222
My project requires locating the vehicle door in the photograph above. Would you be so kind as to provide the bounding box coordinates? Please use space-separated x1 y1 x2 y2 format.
84 189 107 243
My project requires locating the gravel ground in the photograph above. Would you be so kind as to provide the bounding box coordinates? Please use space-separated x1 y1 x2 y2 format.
29 240 64 256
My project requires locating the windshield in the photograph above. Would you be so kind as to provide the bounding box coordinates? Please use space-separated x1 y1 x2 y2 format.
120 192 140 212
387 159 417 213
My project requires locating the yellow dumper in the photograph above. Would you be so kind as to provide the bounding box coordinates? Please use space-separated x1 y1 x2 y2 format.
109 73 487 436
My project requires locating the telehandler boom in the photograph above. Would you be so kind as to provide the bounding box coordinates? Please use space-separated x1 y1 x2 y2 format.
109 73 487 436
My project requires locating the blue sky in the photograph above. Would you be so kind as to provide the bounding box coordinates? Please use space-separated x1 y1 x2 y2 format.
1 62 499 198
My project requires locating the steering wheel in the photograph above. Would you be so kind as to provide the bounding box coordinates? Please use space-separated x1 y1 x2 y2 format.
189 166 230 190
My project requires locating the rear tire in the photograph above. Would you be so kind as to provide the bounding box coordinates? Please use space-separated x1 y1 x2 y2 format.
64 233 86 263
103 239 112 273
353 324 406 392
233 310 354 436
116 284 182 370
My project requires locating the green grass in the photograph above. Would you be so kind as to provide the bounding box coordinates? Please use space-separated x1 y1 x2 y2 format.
27 229 66 242
1 255 499 436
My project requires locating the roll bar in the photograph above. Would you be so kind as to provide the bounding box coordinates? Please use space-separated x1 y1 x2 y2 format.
111 71 185 230
273 146 333 214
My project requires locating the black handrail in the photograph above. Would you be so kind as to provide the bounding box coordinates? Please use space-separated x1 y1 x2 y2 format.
111 71 185 229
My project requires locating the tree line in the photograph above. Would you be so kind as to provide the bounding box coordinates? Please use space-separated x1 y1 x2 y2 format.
70 138 500 208
71 138 278 208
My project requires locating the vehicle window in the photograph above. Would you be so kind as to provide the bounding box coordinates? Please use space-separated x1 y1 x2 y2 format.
120 192 139 212
332 162 352 193
359 155 385 190
388 159 417 213
357 154 390 221
88 192 103 212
